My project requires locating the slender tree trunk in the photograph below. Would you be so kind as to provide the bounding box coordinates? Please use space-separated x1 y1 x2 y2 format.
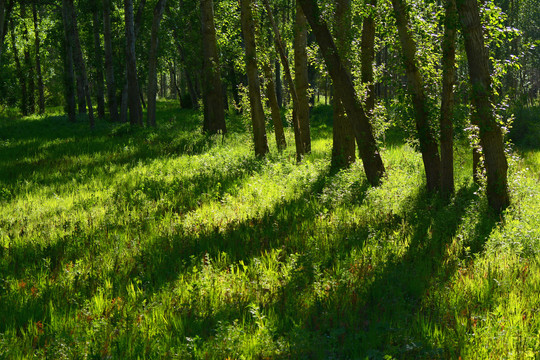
103 0 118 121
0 0 14 67
68 0 94 128
331 0 356 168
32 3 45 114
92 6 106 119
240 0 269 156
262 0 305 160
294 2 311 153
61 0 76 122
457 0 510 211
169 64 177 99
200 0 227 133
21 3 34 115
10 20 27 116
147 0 167 127
440 0 458 195
125 0 143 126
391 0 441 191
264 64 287 150
275 59 282 107
297 0 385 186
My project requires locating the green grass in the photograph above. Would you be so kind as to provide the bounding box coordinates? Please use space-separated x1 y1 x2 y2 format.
1 101 539 359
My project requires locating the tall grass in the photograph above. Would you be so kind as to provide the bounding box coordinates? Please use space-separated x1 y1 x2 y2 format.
0 101 539 359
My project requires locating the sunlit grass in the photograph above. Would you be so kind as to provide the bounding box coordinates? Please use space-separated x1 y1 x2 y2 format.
0 101 539 358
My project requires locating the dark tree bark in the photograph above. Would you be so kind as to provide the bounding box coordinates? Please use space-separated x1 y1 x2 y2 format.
21 3 35 115
61 0 76 122
68 0 94 127
147 0 167 127
440 0 458 195
10 20 27 116
457 0 510 211
0 0 14 66
103 0 118 121
391 0 441 191
294 2 311 153
92 5 106 119
240 0 269 156
262 0 305 160
331 0 356 168
263 64 287 150
297 0 385 186
200 0 227 134
125 0 143 126
275 59 282 107
32 2 45 114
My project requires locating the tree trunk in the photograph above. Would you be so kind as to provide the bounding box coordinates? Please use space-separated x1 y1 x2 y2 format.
61 0 76 123
0 0 14 67
294 2 311 153
264 64 287 150
147 0 167 127
125 0 143 126
201 0 227 134
68 0 94 128
32 2 45 114
457 0 510 211
331 0 356 168
297 0 385 186
21 3 35 115
391 0 441 191
103 0 118 121
440 0 458 195
240 0 269 156
92 6 106 119
10 20 27 116
262 0 305 160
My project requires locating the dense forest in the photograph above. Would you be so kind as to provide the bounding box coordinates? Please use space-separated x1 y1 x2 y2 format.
0 0 539 358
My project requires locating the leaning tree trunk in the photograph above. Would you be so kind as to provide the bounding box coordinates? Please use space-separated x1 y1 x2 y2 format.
103 0 118 121
440 0 458 195
391 0 441 191
294 2 311 153
200 0 227 134
61 0 76 123
262 0 305 161
68 0 94 128
457 0 510 211
32 2 45 114
297 0 385 186
125 0 143 126
147 0 167 127
92 6 106 119
240 0 269 157
331 0 356 168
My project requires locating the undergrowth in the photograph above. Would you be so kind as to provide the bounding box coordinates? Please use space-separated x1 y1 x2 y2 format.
0 101 539 359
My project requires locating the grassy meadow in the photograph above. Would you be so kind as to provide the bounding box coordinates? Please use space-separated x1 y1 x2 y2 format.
0 101 539 359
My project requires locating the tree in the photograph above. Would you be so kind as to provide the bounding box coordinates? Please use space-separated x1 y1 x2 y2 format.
200 0 227 134
297 0 385 186
240 0 269 156
32 2 45 114
10 18 27 115
102 0 118 121
294 2 311 153
147 0 167 127
125 0 143 126
391 0 441 191
91 3 106 119
61 0 76 123
457 0 510 211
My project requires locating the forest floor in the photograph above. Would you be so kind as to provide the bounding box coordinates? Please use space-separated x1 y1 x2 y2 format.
0 101 539 359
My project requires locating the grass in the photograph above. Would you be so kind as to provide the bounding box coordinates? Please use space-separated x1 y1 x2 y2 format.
0 100 539 359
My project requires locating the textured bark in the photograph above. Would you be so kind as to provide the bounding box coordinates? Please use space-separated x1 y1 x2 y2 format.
10 21 27 116
32 3 45 114
61 0 76 122
263 64 287 150
391 0 441 191
147 0 167 127
103 0 118 121
68 0 94 127
125 0 143 126
261 0 305 160
440 0 458 195
297 0 385 186
331 0 356 168
457 0 510 211
240 0 269 156
92 6 106 119
200 0 227 134
294 2 311 153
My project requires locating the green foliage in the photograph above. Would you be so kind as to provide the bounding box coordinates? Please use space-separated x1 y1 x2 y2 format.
1 102 539 358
